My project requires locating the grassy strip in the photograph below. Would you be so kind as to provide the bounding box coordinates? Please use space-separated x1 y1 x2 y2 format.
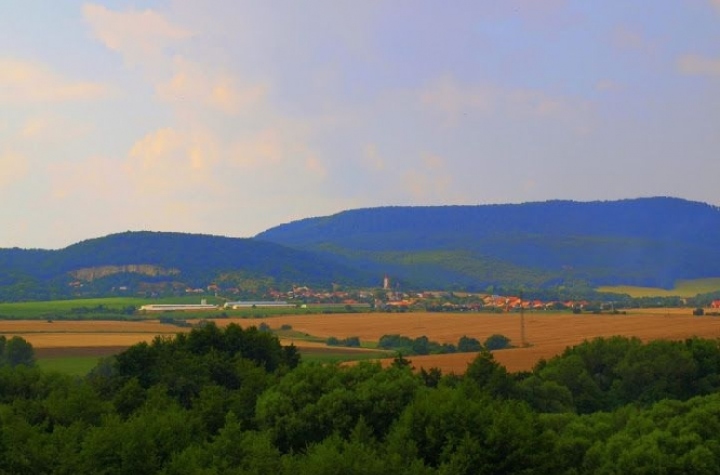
35 348 390 374
36 356 101 376
0 297 373 320
300 350 391 364
0 297 144 318
273 329 326 343
598 277 720 298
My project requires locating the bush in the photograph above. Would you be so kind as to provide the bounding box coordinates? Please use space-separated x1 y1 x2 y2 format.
343 336 361 347
484 334 511 351
693 307 705 316
458 335 482 352
326 336 360 347
0 335 36 367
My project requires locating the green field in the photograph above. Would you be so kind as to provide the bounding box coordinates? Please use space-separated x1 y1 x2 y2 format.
299 349 391 364
598 278 720 298
37 356 102 376
35 349 389 375
0 296 222 319
0 297 370 320
0 297 145 318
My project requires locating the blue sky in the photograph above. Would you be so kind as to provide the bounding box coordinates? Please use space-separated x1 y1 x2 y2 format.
1 1 719 248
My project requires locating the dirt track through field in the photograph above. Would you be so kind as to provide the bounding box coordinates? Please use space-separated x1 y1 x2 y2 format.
3 310 720 373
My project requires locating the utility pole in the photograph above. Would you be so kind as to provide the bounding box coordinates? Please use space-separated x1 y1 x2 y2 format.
520 289 526 347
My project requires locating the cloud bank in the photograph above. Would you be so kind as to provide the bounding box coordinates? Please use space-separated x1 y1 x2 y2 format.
0 1 718 248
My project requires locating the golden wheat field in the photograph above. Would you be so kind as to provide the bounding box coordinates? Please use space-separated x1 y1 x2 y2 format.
0 320 182 357
3 309 720 373
210 309 720 373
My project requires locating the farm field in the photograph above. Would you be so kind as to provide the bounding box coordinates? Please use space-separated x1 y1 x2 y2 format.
36 356 105 376
0 320 184 375
597 277 720 298
208 309 720 373
4 309 720 374
0 297 365 320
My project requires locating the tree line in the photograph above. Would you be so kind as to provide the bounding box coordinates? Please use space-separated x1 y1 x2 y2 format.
2 324 720 473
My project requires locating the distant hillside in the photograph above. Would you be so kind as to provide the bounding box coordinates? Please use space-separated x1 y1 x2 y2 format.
256 197 720 291
3 198 719 301
0 232 371 301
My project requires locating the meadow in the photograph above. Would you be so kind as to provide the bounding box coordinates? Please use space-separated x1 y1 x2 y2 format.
597 277 720 298
36 356 103 376
0 297 365 320
0 297 148 319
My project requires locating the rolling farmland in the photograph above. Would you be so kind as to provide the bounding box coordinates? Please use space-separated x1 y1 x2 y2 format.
596 277 720 298
6 309 719 374
211 309 720 372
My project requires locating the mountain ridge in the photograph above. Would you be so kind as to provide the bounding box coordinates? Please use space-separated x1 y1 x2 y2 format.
255 196 720 290
0 231 372 301
2 197 719 300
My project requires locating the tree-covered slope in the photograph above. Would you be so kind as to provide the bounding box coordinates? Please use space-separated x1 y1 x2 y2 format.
0 231 372 301
3 197 719 299
256 197 720 289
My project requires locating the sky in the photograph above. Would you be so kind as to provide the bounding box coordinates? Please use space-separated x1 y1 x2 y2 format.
1 1 719 249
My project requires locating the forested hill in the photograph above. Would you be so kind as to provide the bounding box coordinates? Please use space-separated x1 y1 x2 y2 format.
256 197 720 290
3 198 720 300
0 231 371 301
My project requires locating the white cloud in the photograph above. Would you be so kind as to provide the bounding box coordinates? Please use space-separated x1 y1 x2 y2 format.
677 54 720 77
420 76 494 119
125 127 219 194
595 79 623 92
48 155 124 201
0 150 29 188
0 58 109 103
401 153 457 202
420 75 588 124
363 144 385 172
18 115 93 142
304 155 327 180
229 129 284 168
156 57 268 114
83 3 191 68
612 26 655 53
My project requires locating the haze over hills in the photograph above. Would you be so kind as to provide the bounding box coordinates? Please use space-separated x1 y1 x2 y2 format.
1 197 719 301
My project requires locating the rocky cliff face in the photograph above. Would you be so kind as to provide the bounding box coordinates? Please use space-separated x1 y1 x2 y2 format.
69 264 180 281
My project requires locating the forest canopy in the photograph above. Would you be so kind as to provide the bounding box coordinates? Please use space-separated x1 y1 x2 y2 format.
1 325 720 473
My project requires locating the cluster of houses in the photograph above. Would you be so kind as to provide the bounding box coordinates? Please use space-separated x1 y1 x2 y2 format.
140 276 720 313
141 286 593 313
385 294 589 312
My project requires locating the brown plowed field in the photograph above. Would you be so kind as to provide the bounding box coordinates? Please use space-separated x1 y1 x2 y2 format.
3 309 720 373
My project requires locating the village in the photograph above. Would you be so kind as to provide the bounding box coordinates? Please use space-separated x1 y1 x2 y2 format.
137 274 610 314
141 270 720 314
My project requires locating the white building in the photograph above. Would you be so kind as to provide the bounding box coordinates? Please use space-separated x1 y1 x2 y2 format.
139 301 218 312
223 301 294 309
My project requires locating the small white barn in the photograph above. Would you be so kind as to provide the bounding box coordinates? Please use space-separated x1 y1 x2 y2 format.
223 301 294 309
